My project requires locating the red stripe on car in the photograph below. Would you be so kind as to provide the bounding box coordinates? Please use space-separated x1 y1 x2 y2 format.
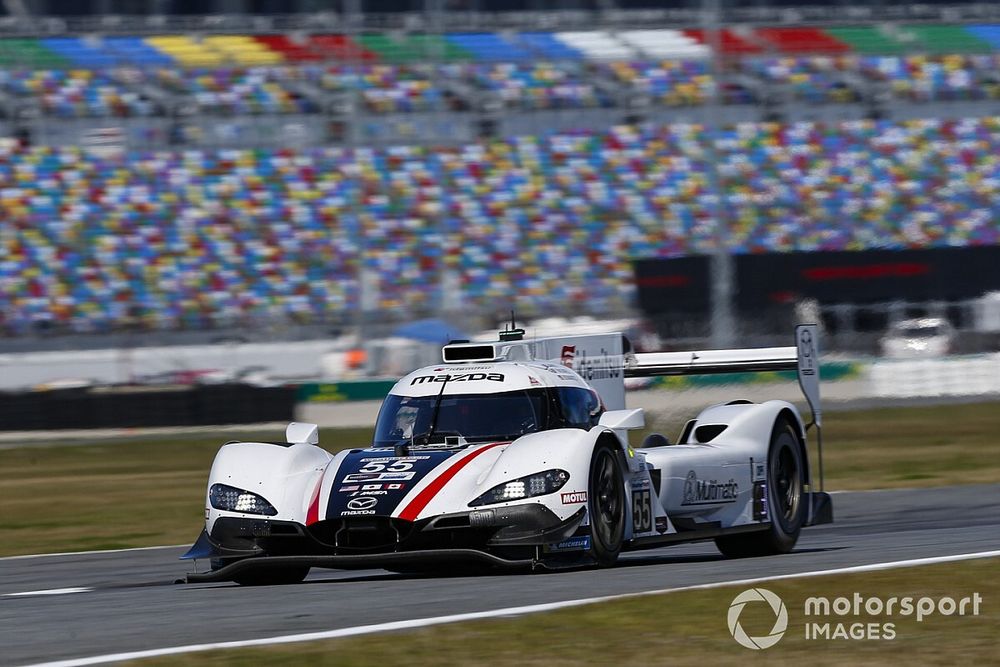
305 476 323 525
397 442 507 522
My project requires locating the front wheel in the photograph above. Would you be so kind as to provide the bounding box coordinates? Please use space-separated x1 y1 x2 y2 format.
588 444 626 567
715 417 806 558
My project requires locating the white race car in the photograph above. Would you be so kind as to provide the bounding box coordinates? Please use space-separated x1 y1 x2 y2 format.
182 325 832 584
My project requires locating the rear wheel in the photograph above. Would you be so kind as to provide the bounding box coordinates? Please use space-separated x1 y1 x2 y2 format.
588 444 626 567
715 417 805 558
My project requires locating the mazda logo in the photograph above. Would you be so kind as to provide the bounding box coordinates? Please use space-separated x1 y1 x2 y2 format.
347 496 378 511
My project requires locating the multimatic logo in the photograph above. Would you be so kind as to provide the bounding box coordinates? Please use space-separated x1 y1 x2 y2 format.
682 470 739 505
574 348 622 382
410 373 505 385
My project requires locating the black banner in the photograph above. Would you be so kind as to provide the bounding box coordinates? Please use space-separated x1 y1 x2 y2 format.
633 247 1000 318
632 256 711 315
735 246 1000 309
0 384 297 431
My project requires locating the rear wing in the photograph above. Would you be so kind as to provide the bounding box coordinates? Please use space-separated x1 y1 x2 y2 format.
628 324 825 491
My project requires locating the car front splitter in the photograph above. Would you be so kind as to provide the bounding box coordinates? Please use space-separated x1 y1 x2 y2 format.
183 548 536 583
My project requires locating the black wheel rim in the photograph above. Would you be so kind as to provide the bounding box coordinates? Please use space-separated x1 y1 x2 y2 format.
593 449 623 548
773 441 801 526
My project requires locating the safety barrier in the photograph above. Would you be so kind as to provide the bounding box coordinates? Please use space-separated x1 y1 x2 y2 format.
870 354 1000 397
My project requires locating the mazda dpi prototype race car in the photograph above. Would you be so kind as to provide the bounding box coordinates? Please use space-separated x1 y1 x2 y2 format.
182 325 832 584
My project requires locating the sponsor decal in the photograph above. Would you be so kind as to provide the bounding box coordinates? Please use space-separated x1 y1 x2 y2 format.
548 535 591 552
343 471 416 483
379 472 415 481
410 372 505 386
326 448 457 521
752 459 767 482
341 510 376 516
359 456 431 463
655 515 669 534
630 476 650 490
558 346 623 381
574 347 622 382
528 375 541 386
632 488 652 532
560 491 588 504
347 496 378 511
682 470 739 505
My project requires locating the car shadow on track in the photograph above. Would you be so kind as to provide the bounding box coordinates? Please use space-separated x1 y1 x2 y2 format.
616 545 848 569
176 547 851 588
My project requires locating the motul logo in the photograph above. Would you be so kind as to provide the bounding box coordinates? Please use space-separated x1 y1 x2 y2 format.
561 491 587 504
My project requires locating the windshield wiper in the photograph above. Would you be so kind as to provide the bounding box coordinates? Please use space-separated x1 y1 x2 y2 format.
402 375 450 452
424 373 449 443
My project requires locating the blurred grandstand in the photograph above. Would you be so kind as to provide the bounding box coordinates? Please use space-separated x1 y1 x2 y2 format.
0 2 999 359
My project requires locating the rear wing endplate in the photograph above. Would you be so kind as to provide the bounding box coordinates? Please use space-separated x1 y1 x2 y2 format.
626 324 825 491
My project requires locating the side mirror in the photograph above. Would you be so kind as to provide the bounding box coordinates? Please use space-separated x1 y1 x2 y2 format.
598 409 645 430
286 422 319 445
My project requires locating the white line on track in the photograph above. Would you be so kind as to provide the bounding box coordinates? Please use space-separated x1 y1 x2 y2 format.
5 587 93 598
20 549 1000 667
0 544 187 561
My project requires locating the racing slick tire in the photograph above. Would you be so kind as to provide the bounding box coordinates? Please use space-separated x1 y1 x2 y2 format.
715 417 805 558
232 565 311 586
588 442 626 567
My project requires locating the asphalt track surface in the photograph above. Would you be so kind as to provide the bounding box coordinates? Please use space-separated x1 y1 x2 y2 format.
3 484 999 666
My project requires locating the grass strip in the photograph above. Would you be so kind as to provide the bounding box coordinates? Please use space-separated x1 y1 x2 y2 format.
134 557 1000 666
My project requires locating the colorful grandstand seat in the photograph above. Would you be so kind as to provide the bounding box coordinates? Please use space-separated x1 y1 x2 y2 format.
2 116 1000 334
554 31 635 60
103 37 174 66
683 29 762 55
516 33 584 60
603 60 712 106
965 25 1000 50
470 61 613 109
308 35 376 61
752 28 851 54
254 35 324 62
900 25 995 54
618 30 710 59
39 38 117 67
445 33 532 61
356 33 468 63
0 39 67 67
823 27 910 54
202 35 283 66
145 36 224 67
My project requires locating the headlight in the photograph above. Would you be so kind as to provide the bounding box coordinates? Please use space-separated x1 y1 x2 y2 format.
209 483 277 516
468 469 570 507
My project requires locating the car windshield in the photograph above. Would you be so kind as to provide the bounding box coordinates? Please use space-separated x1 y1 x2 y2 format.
896 324 943 337
374 389 549 447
